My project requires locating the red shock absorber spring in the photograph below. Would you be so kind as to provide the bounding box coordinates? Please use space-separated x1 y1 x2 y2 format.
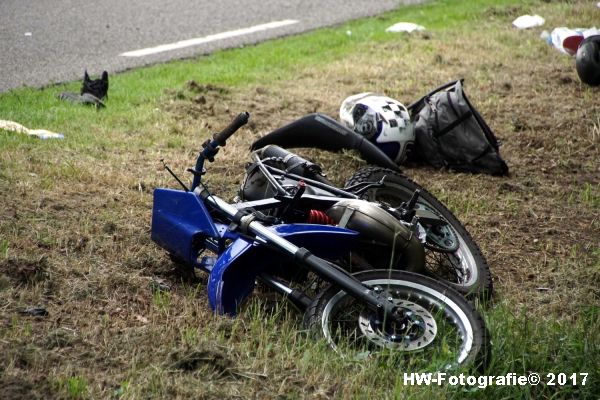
307 209 336 225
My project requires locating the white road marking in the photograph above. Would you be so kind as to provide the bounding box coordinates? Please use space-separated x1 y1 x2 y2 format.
120 19 299 57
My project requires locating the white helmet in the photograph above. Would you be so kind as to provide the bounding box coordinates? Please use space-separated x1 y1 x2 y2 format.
340 93 415 164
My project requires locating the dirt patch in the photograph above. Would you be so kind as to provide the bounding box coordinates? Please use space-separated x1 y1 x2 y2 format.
0 256 49 285
167 343 236 377
484 4 523 18
0 375 53 400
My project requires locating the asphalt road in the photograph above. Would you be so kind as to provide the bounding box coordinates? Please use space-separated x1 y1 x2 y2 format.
0 0 422 93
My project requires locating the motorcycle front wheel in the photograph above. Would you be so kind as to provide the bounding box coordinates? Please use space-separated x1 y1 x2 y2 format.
303 270 490 371
345 166 493 299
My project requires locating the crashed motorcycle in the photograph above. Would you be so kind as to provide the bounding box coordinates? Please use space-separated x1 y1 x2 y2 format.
246 113 493 298
151 112 490 370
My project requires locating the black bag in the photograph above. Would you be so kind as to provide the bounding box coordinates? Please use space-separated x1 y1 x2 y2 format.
407 80 508 176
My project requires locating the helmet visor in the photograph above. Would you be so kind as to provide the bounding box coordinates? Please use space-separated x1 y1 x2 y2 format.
352 104 380 139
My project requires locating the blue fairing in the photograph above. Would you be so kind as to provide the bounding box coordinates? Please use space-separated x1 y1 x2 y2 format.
208 224 359 315
151 188 219 264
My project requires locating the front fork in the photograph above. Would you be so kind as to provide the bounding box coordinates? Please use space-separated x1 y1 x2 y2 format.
198 187 402 319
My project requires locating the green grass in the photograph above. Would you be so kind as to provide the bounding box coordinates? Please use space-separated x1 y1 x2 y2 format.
101 299 599 399
477 304 599 399
62 376 89 400
0 0 532 138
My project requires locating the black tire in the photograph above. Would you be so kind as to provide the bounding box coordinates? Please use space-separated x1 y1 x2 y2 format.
304 270 491 371
345 166 492 299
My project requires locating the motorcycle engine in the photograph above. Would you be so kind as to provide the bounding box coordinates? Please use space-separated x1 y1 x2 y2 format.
326 199 425 272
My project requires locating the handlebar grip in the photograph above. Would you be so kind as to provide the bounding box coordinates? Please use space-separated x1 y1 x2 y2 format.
213 112 250 146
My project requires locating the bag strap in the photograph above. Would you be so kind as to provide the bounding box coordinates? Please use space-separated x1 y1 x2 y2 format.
434 110 473 138
406 79 463 114
459 87 501 150
471 145 494 162
424 79 463 99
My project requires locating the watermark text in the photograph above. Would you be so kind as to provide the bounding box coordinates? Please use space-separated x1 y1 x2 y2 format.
403 372 589 389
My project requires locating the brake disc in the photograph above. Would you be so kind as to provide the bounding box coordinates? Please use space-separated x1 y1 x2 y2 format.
358 298 437 351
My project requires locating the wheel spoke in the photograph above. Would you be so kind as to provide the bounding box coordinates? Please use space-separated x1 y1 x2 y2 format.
425 251 468 284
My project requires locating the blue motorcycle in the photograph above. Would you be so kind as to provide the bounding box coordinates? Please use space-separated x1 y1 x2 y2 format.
151 112 490 370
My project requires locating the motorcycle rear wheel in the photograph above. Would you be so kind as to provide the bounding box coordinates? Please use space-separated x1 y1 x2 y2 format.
345 166 492 299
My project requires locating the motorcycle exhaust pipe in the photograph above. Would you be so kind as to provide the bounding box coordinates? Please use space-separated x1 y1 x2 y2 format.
326 199 426 274
396 231 426 273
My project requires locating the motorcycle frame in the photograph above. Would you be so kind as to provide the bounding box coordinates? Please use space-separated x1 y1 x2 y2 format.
151 119 404 320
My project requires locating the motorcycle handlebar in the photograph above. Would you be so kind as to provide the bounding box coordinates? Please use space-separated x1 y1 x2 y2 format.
213 112 250 146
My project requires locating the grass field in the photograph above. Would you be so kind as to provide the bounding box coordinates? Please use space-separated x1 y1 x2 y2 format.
1 0 599 398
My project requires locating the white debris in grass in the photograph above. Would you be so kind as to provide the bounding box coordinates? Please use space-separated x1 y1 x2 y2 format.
512 15 545 29
0 119 64 139
385 22 425 33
